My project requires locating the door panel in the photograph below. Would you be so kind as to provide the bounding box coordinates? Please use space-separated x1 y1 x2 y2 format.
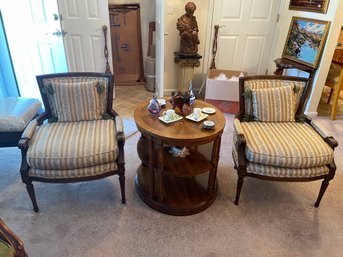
213 0 280 75
69 35 85 71
250 0 272 19
217 36 238 69
58 0 113 74
243 36 265 74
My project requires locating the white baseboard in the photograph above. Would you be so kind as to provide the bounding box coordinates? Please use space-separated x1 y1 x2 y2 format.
305 111 318 118
163 88 178 96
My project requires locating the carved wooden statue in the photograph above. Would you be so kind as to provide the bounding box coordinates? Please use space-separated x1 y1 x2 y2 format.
176 2 200 55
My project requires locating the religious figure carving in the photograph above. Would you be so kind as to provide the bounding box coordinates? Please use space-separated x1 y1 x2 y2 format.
176 2 200 55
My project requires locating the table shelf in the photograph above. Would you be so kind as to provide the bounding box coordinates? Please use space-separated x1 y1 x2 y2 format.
135 165 218 216
137 137 212 177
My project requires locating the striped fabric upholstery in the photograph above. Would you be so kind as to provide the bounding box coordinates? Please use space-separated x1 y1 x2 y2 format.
42 77 109 121
46 80 103 122
252 85 295 122
244 80 305 115
232 131 330 178
247 163 329 178
233 118 244 134
29 162 117 179
27 120 118 170
241 122 334 168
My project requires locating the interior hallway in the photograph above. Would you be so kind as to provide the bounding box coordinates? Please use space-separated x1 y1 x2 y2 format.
317 86 343 119
113 85 153 118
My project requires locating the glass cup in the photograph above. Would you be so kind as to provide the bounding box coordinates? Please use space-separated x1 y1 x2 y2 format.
164 109 175 121
193 108 202 120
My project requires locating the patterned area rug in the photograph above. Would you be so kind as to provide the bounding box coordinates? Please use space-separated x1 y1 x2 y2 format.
205 99 239 114
123 118 138 139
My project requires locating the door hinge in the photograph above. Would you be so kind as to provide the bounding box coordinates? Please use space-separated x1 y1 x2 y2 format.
59 14 63 21
276 14 280 23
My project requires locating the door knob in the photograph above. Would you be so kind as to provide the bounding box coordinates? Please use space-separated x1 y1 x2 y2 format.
46 29 67 37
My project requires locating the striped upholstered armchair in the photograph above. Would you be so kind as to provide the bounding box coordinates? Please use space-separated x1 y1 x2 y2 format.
232 75 338 207
18 73 125 212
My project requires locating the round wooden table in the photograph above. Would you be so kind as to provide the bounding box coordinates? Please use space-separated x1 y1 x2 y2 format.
134 100 226 215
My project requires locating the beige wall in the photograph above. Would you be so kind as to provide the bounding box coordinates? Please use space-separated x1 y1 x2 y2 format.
108 0 156 69
269 0 343 115
163 0 209 94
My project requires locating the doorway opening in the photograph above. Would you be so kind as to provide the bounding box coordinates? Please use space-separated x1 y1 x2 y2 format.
0 0 68 100
0 10 18 97
317 26 343 119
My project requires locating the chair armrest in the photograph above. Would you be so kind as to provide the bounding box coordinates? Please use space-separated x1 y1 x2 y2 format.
311 119 332 138
233 118 244 135
18 119 38 149
233 119 248 167
21 119 38 140
18 111 50 149
115 115 125 142
306 116 338 150
35 111 50 125
0 218 27 257
107 110 125 142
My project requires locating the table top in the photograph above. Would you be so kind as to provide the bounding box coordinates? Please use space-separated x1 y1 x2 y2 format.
134 99 226 143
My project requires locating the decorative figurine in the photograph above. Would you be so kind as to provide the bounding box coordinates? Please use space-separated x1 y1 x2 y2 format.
189 81 195 106
176 2 200 55
147 95 161 115
169 146 190 158
170 91 191 115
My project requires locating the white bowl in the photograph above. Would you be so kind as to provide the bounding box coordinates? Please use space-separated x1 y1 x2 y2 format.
203 120 215 127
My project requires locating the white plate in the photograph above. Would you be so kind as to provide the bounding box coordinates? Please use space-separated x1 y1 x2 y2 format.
201 107 216 114
159 114 183 123
157 99 167 106
186 113 208 122
150 98 167 106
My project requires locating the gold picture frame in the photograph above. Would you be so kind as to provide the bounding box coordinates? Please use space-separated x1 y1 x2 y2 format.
289 0 330 14
282 17 330 68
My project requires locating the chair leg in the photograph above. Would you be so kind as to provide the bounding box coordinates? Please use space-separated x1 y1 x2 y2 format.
327 88 333 104
26 182 39 212
314 179 330 208
234 177 244 205
118 171 126 204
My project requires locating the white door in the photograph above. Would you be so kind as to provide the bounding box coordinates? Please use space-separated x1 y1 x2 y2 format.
212 0 281 75
0 0 68 99
58 0 113 74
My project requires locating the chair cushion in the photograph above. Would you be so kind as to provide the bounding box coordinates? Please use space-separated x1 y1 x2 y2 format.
244 79 306 116
252 85 295 122
0 97 42 132
43 77 109 115
0 239 14 257
29 162 117 179
247 163 329 178
241 122 334 168
44 80 104 122
27 120 118 170
232 133 330 178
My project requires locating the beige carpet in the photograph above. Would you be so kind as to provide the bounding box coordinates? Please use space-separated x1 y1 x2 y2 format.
1 115 343 257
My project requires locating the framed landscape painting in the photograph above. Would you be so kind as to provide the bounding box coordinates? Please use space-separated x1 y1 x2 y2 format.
282 17 330 68
289 0 330 13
